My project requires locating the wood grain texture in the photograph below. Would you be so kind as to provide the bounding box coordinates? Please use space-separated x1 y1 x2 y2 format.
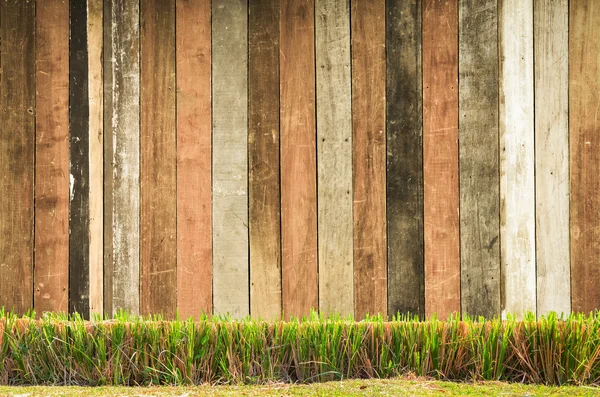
422 0 460 319
458 0 500 318
0 0 35 314
570 0 600 314
103 0 140 316
69 0 91 316
176 0 212 319
34 0 69 314
88 0 103 317
316 0 353 317
499 0 536 319
351 0 387 319
249 0 281 320
386 0 424 318
535 0 569 316
212 0 249 318
140 0 177 318
280 0 318 319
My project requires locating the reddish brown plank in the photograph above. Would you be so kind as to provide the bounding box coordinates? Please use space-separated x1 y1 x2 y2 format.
34 0 69 314
280 0 318 319
422 0 460 319
351 0 387 319
140 0 177 318
570 0 600 314
176 0 212 319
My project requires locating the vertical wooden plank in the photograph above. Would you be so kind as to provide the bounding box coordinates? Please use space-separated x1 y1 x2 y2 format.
176 0 212 319
458 0 501 318
0 0 35 314
212 0 249 318
103 0 140 316
499 0 535 319
88 0 103 317
570 0 600 314
351 0 387 319
34 0 69 314
249 0 281 320
316 0 353 317
386 0 424 318
422 0 460 319
535 0 569 316
280 0 318 319
140 0 177 318
70 0 91 316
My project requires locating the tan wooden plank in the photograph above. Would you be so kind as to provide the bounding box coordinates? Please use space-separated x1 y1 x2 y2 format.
534 0 569 317
212 0 249 318
458 0 501 318
351 0 387 319
34 0 69 314
570 0 600 314
499 0 536 319
249 0 281 320
422 0 460 319
176 0 213 319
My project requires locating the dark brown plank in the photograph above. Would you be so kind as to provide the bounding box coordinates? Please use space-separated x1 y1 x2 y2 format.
34 0 69 314
0 0 35 314
570 0 600 314
458 0 500 318
422 0 460 319
249 0 281 320
140 0 177 318
280 0 318 319
176 0 212 319
351 0 387 319
386 0 424 319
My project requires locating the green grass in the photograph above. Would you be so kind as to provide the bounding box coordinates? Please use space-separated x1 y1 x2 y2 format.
1 309 600 386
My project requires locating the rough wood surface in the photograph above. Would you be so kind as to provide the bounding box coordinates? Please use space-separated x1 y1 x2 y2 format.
140 0 177 318
458 0 501 318
280 0 318 319
386 0 424 318
316 0 353 317
0 0 35 314
499 0 536 319
422 0 460 319
535 0 569 316
249 0 281 320
88 0 104 317
103 0 140 316
212 0 249 318
351 0 387 319
176 0 212 319
34 0 69 314
570 0 600 314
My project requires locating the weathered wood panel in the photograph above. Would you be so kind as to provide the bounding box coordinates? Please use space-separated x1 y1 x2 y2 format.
0 0 35 314
140 0 177 318
535 0 569 316
88 0 104 317
422 0 460 319
249 0 281 320
458 0 500 318
351 0 387 319
176 0 212 319
280 0 318 319
386 0 424 318
212 0 249 318
316 0 353 317
499 0 536 319
103 0 140 316
570 0 600 314
34 0 69 314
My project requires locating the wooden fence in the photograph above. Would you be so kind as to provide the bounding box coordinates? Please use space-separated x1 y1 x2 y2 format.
0 0 597 320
